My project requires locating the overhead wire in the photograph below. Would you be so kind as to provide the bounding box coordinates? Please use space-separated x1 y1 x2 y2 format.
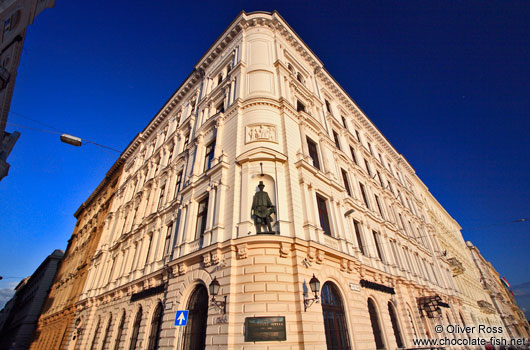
6 111 122 154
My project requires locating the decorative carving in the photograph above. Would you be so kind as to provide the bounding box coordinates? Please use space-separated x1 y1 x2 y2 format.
246 124 277 143
307 247 316 262
212 249 222 265
340 258 347 272
347 260 355 273
237 244 247 259
279 242 290 258
202 253 211 267
178 263 187 275
316 250 324 264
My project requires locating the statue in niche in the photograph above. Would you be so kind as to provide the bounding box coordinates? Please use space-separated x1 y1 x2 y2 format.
251 181 276 234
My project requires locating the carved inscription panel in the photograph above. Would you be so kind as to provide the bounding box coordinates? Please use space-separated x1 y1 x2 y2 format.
246 124 277 144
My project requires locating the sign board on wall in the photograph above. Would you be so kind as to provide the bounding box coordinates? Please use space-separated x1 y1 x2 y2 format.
245 316 286 342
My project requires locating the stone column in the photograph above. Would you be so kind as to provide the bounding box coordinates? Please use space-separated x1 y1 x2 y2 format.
190 133 205 178
299 121 309 159
213 116 225 167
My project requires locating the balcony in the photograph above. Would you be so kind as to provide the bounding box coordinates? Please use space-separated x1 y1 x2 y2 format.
477 300 496 314
447 257 465 276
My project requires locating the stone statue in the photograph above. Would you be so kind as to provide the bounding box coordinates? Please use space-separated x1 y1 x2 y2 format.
251 181 276 233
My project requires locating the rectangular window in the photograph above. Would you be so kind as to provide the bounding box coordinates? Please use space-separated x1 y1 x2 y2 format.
307 137 320 170
158 184 166 209
373 231 384 262
368 142 374 156
350 146 358 165
144 234 153 265
216 102 224 114
399 213 408 235
316 194 331 236
204 139 216 171
341 169 351 196
377 170 384 187
359 183 370 208
430 263 440 285
364 158 371 176
297 100 306 112
414 254 423 277
421 259 428 282
168 148 173 165
325 99 331 113
163 222 173 257
355 130 361 142
333 130 341 150
174 171 182 198
341 116 347 129
353 220 365 255
195 196 209 240
375 194 384 219
390 240 402 268
403 247 413 272
398 190 405 206
183 133 189 149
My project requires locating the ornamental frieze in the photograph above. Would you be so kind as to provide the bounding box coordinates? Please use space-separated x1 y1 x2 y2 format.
245 124 277 144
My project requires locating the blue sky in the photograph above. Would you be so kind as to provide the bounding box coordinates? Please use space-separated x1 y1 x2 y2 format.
1 1 529 307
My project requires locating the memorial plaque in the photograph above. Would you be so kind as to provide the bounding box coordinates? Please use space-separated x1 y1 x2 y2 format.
245 316 286 342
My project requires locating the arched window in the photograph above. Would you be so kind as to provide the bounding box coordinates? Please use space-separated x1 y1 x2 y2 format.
297 72 304 84
147 302 164 350
90 317 101 350
182 285 208 350
321 282 351 350
368 298 385 349
113 311 126 350
388 302 404 348
129 307 142 350
101 313 113 349
406 307 418 338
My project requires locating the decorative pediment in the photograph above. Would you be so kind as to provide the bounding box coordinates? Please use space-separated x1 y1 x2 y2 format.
235 146 287 164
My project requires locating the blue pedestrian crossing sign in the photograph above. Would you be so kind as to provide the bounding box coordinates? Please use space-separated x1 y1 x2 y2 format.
175 310 189 326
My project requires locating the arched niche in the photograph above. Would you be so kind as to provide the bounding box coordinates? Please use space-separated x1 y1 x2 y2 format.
249 173 277 234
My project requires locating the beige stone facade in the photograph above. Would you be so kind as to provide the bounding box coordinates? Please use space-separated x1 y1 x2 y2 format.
59 11 515 350
29 162 123 349
467 241 530 339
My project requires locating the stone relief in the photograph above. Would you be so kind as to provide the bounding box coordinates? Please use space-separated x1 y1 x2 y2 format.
246 124 277 143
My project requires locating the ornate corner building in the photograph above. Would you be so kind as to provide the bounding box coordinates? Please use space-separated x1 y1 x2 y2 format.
32 11 528 350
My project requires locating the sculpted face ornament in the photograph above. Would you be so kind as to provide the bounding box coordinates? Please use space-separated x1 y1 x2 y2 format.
251 181 276 234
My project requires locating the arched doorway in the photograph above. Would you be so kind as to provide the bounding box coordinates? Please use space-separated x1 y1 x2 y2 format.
321 282 351 350
368 298 386 349
147 302 164 350
182 285 208 350
388 302 404 348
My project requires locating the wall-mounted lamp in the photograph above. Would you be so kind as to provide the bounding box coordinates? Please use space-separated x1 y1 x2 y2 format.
209 277 227 314
304 274 321 312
